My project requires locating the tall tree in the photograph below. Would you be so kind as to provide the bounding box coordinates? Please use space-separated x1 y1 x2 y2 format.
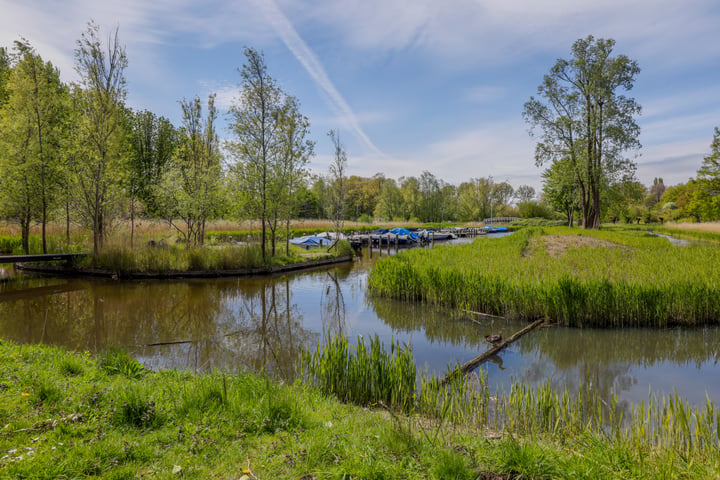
327 129 348 236
692 127 720 220
273 96 314 255
515 185 536 203
72 21 129 254
157 95 222 247
0 39 67 253
127 109 178 215
0 46 10 106
524 35 641 228
374 179 404 221
542 157 580 226
228 47 284 261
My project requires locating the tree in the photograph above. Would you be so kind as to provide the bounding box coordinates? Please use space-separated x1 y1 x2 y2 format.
0 46 10 106
692 128 720 220
327 129 348 235
524 35 641 229
515 185 536 203
0 39 68 253
274 96 314 255
649 177 666 204
399 176 421 220
542 157 580 226
126 109 178 224
157 95 222 247
418 171 441 222
72 22 129 254
228 47 284 261
374 178 403 221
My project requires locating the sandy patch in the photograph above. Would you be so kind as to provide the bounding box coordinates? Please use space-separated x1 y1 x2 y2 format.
526 235 623 257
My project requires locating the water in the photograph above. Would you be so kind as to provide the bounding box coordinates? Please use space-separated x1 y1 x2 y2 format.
1 234 718 408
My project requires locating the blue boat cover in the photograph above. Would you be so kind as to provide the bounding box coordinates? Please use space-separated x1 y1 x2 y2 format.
289 235 334 246
389 228 418 239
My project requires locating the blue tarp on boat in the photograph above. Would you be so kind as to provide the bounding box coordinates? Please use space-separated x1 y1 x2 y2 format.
289 235 334 247
389 228 419 240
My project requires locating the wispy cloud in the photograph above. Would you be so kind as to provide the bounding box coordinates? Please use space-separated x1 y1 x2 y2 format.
250 0 385 157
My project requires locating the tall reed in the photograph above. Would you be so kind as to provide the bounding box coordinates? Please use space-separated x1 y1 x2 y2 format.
368 227 720 327
300 334 720 461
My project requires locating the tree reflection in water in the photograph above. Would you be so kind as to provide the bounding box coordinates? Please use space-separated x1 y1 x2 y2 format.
321 272 346 340
2 263 720 406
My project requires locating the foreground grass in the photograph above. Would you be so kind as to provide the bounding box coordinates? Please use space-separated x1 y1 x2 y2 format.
369 226 720 327
1 341 718 479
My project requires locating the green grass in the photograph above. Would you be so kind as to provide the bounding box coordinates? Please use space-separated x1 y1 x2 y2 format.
0 342 720 479
1 340 719 478
78 240 353 276
368 226 720 327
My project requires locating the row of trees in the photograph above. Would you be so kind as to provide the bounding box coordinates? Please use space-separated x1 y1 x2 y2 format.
2 27 717 259
0 24 322 259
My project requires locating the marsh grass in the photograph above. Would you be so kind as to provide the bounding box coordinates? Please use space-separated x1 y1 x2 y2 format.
369 226 720 327
2 341 719 478
98 346 147 379
300 334 417 412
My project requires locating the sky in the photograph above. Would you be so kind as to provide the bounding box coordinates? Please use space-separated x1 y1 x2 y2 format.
1 0 719 193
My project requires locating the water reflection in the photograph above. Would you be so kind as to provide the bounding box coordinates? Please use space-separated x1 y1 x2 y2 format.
1 241 719 406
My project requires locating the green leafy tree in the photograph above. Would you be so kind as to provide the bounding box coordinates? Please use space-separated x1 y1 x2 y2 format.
0 46 10 106
515 185 536 203
399 176 421 221
0 39 68 253
157 95 222 247
524 35 641 229
72 22 129 254
273 96 314 255
126 109 178 222
327 129 348 235
228 47 284 261
692 128 720 220
374 178 403 221
542 157 580 226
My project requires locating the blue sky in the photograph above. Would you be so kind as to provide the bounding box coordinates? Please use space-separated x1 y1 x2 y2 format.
2 0 719 192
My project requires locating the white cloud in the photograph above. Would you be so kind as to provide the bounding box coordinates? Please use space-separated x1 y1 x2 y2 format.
251 0 386 157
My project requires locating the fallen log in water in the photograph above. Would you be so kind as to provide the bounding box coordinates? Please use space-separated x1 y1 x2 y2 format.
440 318 547 385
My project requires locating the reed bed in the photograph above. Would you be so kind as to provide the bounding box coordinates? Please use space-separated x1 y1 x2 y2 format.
368 227 720 327
302 334 720 463
299 334 417 412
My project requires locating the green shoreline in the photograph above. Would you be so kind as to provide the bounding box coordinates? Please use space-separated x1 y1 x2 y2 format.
14 254 354 279
368 226 720 328
2 341 718 479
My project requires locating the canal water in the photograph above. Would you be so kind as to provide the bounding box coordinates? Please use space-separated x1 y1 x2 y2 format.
1 235 718 408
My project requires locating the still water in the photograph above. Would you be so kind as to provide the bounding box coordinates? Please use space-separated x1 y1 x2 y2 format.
1 236 718 408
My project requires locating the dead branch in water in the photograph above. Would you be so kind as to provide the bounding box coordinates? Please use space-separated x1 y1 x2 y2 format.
440 318 548 385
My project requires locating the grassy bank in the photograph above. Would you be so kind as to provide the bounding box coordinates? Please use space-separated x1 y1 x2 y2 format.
368 227 720 327
77 240 354 276
1 340 718 479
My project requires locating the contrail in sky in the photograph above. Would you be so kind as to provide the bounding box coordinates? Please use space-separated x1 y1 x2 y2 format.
252 0 385 157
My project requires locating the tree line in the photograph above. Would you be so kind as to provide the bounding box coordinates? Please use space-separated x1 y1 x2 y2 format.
1 27 718 258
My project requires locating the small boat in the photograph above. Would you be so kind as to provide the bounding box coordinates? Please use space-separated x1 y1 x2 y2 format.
289 235 334 249
482 225 508 233
420 230 456 241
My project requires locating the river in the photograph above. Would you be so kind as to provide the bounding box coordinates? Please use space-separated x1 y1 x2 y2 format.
1 234 718 408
